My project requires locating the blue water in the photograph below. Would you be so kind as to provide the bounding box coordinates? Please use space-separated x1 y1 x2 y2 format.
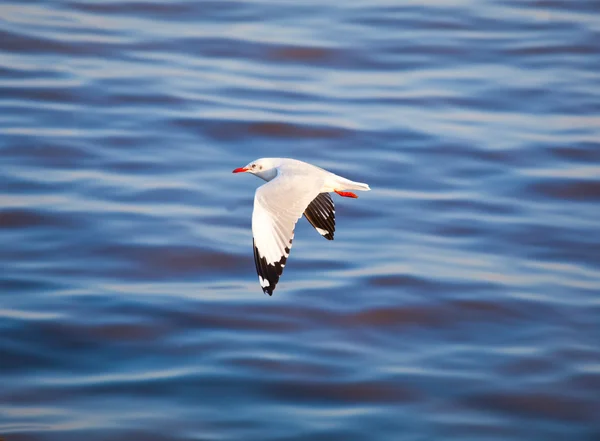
1 1 599 440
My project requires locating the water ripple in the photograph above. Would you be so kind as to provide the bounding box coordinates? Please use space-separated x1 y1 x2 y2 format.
1 0 599 440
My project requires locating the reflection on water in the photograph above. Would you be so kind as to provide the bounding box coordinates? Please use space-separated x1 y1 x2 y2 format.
1 0 599 440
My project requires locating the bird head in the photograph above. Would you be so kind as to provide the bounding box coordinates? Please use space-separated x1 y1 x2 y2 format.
232 158 278 181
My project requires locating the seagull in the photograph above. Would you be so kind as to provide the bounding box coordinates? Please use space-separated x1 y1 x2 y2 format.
233 158 370 295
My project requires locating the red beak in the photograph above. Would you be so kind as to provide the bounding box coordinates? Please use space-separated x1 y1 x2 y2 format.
232 167 249 173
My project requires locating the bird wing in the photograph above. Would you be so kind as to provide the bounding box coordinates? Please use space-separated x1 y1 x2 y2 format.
303 193 335 240
252 169 324 295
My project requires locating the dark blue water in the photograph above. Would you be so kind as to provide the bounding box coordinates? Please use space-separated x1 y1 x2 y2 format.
1 1 599 440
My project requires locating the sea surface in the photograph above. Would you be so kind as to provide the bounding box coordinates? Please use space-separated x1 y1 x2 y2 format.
1 1 599 440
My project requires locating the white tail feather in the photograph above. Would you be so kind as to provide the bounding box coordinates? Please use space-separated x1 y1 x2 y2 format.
335 176 371 192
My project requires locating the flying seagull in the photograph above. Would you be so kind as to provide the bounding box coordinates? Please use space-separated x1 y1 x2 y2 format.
233 158 370 295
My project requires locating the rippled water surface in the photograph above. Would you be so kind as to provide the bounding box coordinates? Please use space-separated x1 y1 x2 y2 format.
1 1 599 440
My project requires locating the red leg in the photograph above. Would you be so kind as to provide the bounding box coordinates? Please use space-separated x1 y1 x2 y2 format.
335 190 358 198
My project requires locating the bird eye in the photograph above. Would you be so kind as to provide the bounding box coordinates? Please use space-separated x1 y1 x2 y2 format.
252 164 256 169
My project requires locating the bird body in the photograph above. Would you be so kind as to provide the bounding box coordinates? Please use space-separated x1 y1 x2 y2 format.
233 158 370 295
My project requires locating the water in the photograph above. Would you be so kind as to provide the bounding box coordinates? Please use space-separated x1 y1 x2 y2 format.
1 0 599 440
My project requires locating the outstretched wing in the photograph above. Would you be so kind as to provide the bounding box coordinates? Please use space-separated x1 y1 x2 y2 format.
252 170 324 295
304 193 335 240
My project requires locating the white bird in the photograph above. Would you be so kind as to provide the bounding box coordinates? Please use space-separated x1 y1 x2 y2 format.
233 158 370 295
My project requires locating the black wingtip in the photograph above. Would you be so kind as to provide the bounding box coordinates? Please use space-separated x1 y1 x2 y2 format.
253 239 289 297
304 192 336 241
